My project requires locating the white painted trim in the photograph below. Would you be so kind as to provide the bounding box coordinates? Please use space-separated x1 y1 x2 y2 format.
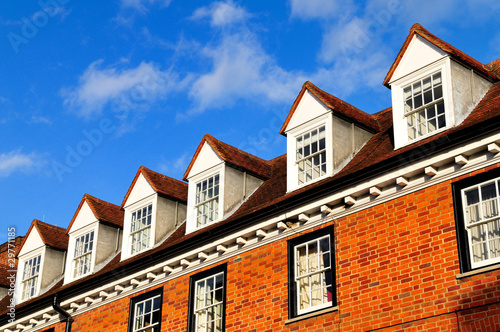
425 166 438 176
488 143 500 154
370 187 381 196
455 155 468 165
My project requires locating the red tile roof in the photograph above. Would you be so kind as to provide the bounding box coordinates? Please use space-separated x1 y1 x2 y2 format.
122 166 188 207
183 134 273 181
66 194 124 234
383 23 500 87
19 219 68 254
0 264 11 288
279 81 380 135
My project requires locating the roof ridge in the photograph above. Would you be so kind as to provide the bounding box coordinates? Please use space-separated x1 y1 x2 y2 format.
280 81 380 135
383 23 499 87
183 134 273 181
204 134 273 165
140 166 188 188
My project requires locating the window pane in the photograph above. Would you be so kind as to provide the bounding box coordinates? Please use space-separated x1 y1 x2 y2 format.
193 272 224 332
404 72 445 141
488 220 500 259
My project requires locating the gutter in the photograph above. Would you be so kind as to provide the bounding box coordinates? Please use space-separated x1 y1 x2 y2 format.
52 294 73 332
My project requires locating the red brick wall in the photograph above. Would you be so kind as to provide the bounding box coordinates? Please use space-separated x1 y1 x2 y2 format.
39 166 500 331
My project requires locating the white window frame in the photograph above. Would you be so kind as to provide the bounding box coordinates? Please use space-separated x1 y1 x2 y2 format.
65 222 99 283
391 58 453 149
129 203 154 256
194 173 220 229
128 288 163 332
186 166 225 234
122 196 157 260
188 266 226 332
293 234 333 315
72 230 95 279
461 177 500 269
17 247 45 303
286 113 333 192
131 293 162 332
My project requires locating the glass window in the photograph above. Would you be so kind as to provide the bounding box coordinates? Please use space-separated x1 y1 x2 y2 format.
130 204 153 255
129 288 163 332
404 72 446 141
73 231 94 278
22 255 41 300
195 174 220 228
288 228 336 318
296 125 327 185
462 178 500 268
188 265 226 332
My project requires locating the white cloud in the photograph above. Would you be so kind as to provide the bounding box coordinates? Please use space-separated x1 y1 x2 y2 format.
158 152 189 177
187 31 305 115
62 60 187 118
0 150 45 177
192 1 249 27
29 115 52 125
319 18 371 63
121 0 172 12
289 0 355 20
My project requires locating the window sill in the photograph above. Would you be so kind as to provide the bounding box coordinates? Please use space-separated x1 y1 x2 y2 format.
456 263 500 279
285 306 338 324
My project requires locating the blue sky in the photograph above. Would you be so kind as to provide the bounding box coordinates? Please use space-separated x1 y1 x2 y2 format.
1 0 499 243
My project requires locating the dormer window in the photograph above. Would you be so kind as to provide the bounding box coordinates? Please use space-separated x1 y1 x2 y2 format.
130 204 153 255
184 135 269 234
21 255 41 300
281 82 375 193
296 125 326 185
404 72 446 141
195 174 220 228
121 167 187 261
73 231 94 278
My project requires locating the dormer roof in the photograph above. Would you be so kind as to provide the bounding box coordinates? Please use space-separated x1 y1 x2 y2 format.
66 194 124 234
182 134 272 181
19 219 68 255
383 23 500 87
279 81 380 135
121 166 188 207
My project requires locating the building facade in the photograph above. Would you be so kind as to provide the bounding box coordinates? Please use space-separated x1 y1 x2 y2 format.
2 23 500 332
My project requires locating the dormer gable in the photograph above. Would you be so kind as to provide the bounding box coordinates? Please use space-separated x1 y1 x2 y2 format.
64 194 123 284
121 166 188 260
16 220 67 303
183 134 271 234
385 23 498 149
280 81 377 192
